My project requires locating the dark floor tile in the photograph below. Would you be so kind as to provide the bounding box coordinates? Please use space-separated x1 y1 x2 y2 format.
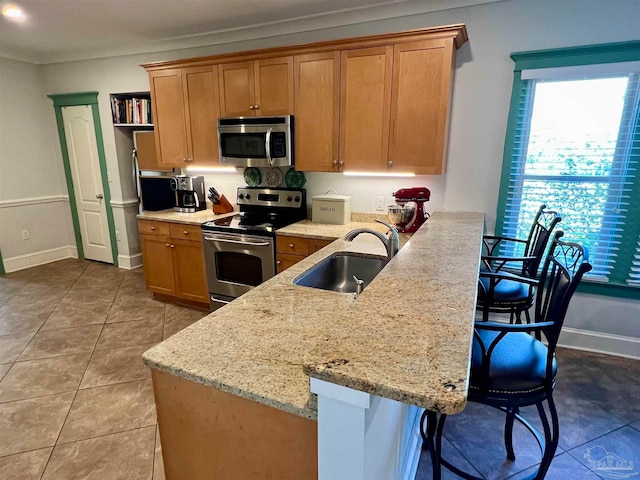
415 435 484 480
0 392 75 456
0 353 90 402
568 426 640 479
97 318 163 349
0 447 53 480
0 311 47 336
19 325 102 361
42 299 112 330
506 452 602 480
107 299 165 324
163 304 204 339
0 331 35 363
442 403 545 480
42 426 155 480
58 379 156 444
555 348 640 423
80 343 153 388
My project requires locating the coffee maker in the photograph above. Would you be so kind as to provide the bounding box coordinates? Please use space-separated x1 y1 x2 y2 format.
388 187 431 233
170 175 206 213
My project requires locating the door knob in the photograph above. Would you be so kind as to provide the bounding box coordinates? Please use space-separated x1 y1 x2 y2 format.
96 194 104 199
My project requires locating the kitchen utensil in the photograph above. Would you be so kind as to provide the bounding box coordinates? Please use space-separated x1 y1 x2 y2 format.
285 168 306 188
264 167 283 188
390 187 431 233
387 204 415 227
243 167 261 187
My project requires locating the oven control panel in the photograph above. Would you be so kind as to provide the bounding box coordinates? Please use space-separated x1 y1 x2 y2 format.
237 187 304 208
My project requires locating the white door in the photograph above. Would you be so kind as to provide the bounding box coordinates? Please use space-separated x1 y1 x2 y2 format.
62 105 113 264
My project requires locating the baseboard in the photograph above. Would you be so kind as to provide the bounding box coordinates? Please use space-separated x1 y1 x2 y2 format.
4 246 78 273
558 327 640 360
117 253 143 270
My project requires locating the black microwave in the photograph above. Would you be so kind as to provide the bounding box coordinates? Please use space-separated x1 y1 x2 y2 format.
139 176 174 211
217 115 293 167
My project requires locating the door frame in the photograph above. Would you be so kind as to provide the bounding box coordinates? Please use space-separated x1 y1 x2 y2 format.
49 92 119 267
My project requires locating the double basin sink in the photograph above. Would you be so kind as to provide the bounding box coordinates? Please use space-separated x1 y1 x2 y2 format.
293 252 387 295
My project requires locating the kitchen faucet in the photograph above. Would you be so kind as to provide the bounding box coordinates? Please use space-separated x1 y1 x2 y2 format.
344 220 400 261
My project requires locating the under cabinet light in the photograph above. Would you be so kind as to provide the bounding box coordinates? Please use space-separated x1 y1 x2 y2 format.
2 5 25 21
343 171 415 177
184 166 237 173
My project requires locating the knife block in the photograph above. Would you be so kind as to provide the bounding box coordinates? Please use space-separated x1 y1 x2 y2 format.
212 194 234 214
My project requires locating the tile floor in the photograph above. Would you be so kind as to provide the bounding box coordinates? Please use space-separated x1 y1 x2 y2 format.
0 259 204 480
0 259 638 479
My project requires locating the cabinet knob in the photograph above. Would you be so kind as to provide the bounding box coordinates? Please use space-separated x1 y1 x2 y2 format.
185 158 193 163
254 105 260 110
249 105 255 110
183 230 188 235
289 243 294 248
388 161 393 167
338 160 344 166
150 227 156 231
170 244 175 248
276 260 281 265
166 243 171 247
332 160 337 165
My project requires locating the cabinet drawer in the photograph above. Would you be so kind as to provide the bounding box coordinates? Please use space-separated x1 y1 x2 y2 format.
170 223 203 242
309 238 333 253
276 235 310 255
139 220 170 237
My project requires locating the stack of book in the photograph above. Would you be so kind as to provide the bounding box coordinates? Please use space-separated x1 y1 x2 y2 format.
111 97 152 124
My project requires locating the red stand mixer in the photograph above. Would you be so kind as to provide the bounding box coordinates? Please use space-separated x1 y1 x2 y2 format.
388 187 431 233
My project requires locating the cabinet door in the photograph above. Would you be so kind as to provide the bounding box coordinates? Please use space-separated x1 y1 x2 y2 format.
183 65 221 165
140 235 176 296
389 38 455 174
172 239 209 304
340 46 393 172
276 253 305 273
294 52 340 172
255 57 294 116
149 69 189 167
218 61 255 118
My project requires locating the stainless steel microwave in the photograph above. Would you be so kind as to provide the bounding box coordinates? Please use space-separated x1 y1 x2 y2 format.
217 115 293 167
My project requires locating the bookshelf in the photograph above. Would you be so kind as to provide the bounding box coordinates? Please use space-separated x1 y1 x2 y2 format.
110 92 153 126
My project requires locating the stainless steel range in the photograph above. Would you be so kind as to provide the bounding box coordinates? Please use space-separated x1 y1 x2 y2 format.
202 187 307 310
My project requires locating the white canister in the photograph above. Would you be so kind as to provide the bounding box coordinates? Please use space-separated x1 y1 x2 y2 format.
312 194 352 225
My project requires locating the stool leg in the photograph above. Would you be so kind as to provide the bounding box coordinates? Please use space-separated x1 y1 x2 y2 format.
504 407 516 461
420 410 447 480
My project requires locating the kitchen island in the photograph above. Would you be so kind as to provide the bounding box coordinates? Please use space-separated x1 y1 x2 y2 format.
143 211 484 479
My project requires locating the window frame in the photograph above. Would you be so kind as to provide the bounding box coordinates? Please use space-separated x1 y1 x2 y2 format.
496 41 640 299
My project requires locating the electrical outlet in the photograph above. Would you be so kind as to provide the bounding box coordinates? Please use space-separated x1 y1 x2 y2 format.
375 196 385 211
21 229 30 240
116 230 121 241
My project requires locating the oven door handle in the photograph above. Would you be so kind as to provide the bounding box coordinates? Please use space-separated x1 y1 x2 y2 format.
204 235 271 247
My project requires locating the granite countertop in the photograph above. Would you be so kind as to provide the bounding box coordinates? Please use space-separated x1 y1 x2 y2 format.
143 212 484 419
136 207 237 225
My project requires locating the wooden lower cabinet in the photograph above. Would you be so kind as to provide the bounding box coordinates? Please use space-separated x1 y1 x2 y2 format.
276 235 333 273
139 220 208 306
152 369 317 480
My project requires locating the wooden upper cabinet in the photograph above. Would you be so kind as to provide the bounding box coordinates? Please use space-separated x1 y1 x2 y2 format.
294 52 340 172
149 68 189 167
183 65 221 165
339 46 393 172
149 66 220 168
218 57 293 117
218 61 255 117
389 38 455 174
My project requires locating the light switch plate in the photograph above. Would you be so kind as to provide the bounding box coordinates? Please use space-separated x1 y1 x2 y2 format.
375 196 385 211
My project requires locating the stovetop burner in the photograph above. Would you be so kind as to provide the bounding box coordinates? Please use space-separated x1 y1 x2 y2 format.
202 187 307 237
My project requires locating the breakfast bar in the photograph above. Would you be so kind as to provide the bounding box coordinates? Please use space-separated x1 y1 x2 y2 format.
143 211 484 479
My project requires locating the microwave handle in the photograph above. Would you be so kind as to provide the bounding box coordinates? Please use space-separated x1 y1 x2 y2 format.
265 128 273 166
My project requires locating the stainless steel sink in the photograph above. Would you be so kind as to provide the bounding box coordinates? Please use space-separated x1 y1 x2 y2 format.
293 252 387 294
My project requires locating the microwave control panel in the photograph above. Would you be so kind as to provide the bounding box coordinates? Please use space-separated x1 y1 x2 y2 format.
271 132 286 158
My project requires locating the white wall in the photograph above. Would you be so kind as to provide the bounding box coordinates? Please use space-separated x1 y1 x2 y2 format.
0 57 76 271
3 0 639 351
